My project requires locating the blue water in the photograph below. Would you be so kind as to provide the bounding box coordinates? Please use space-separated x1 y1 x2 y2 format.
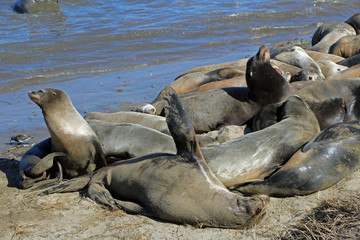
1 0 360 150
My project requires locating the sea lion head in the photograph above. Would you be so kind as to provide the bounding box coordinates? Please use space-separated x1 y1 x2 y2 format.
289 67 323 83
246 45 291 104
28 88 71 111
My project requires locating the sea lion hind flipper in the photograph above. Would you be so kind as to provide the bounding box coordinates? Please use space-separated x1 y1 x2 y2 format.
163 86 195 157
39 174 91 196
114 199 151 216
232 179 264 189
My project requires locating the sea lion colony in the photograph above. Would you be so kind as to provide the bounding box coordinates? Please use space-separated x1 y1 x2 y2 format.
16 13 360 229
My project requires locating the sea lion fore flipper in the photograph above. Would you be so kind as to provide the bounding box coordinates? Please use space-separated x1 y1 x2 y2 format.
39 174 91 195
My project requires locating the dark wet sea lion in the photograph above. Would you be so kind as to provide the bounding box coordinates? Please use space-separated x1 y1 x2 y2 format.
345 13 360 34
329 35 360 58
337 53 360 67
28 88 107 179
201 95 320 187
153 45 291 132
41 86 269 229
237 121 360 197
309 22 355 53
12 0 58 14
292 79 360 124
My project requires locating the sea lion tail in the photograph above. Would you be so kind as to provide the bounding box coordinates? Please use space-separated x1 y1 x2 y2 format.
38 174 91 196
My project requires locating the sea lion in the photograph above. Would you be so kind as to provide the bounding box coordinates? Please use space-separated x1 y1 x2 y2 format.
12 0 59 14
326 64 360 81
289 67 323 83
309 22 355 53
201 95 320 187
41 86 269 229
28 88 107 179
87 120 175 160
271 46 325 79
237 121 360 197
154 68 244 101
292 79 360 127
19 138 66 189
85 111 169 134
316 60 348 78
337 53 360 67
329 35 360 58
304 49 344 62
345 13 360 34
152 45 291 132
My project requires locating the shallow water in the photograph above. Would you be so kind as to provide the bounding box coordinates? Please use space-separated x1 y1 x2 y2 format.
1 0 360 150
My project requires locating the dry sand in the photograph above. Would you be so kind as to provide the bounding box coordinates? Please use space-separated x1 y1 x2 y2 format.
1 144 360 240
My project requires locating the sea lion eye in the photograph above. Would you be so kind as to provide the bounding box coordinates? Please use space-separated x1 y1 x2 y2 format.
52 92 57 96
249 71 253 77
308 76 313 81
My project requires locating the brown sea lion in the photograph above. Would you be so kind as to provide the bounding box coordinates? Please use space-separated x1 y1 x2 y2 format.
201 95 320 187
329 35 360 58
309 22 355 53
152 45 291 133
236 121 360 197
154 68 244 101
28 88 107 179
41 86 269 229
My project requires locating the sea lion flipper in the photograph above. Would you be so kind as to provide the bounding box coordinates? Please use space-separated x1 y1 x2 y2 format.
163 86 196 158
86 182 119 208
30 152 67 175
114 199 151 216
39 174 91 196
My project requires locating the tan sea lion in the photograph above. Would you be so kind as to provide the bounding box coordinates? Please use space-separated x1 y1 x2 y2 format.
289 67 323 83
237 121 360 197
309 22 355 53
326 64 360 81
85 111 169 134
201 95 320 187
28 88 107 179
329 35 360 58
41 86 269 229
304 49 344 62
316 60 348 78
152 45 291 133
